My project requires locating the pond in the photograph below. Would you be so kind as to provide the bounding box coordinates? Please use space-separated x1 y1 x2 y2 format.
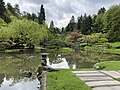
0 51 120 90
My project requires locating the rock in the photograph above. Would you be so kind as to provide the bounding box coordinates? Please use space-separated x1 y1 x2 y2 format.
43 65 59 72
94 66 105 70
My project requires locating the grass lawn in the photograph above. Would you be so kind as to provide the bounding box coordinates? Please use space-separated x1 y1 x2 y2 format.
94 61 120 70
47 70 92 90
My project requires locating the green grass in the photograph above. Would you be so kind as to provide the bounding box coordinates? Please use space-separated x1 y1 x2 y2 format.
114 78 120 82
94 61 120 70
47 70 92 90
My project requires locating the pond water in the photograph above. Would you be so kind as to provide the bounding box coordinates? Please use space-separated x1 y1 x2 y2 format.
0 51 120 90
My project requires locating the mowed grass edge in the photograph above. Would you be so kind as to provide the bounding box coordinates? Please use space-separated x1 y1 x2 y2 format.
47 70 92 90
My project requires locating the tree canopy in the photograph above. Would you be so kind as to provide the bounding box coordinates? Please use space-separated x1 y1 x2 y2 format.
0 18 48 46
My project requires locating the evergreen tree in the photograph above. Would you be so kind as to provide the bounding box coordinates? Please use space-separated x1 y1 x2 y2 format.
0 0 6 19
61 27 64 33
26 13 32 20
81 15 92 35
0 0 11 23
66 16 76 32
93 7 106 33
98 7 106 15
54 27 60 33
77 15 83 31
0 0 5 16
38 4 46 25
49 20 55 33
31 13 37 21
14 4 20 15
7 3 13 12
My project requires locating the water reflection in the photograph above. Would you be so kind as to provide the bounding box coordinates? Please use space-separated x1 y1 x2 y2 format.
0 76 39 90
0 51 120 89
48 53 96 69
47 58 69 69
0 52 41 90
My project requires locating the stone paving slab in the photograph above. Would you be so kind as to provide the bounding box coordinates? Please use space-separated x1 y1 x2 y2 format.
73 71 120 90
93 86 120 90
76 73 105 76
76 73 106 77
86 80 120 88
78 76 113 82
73 71 99 74
100 71 120 78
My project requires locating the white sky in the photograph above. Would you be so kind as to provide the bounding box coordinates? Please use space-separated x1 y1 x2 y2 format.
4 0 120 28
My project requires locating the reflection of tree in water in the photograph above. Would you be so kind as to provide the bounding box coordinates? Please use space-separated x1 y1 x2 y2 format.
0 74 5 87
48 54 63 65
0 52 41 87
65 52 98 69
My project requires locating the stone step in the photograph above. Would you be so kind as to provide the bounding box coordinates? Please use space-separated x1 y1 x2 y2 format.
100 71 120 78
76 74 106 77
72 71 99 74
93 86 120 90
78 76 113 82
86 80 120 88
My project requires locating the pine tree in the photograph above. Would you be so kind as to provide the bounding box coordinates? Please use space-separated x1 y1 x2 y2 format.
0 0 11 23
77 15 83 31
49 20 55 33
0 0 6 19
31 13 37 21
38 4 46 25
66 16 76 32
7 3 15 14
93 7 106 33
81 14 92 35
98 7 106 15
14 4 20 15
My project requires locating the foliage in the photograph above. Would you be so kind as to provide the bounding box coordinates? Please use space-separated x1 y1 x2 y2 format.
45 39 72 49
97 7 106 15
0 18 7 28
66 31 82 42
85 33 108 45
110 42 120 48
93 14 104 33
48 47 75 53
0 18 48 46
102 5 120 42
66 16 76 32
0 41 10 50
0 0 11 23
38 4 46 25
77 15 82 31
49 20 55 33
81 15 93 35
47 70 92 90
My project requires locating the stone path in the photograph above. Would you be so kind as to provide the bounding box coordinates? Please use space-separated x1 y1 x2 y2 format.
73 71 120 90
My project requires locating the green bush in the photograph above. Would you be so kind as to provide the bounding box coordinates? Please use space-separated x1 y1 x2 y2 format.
0 42 10 50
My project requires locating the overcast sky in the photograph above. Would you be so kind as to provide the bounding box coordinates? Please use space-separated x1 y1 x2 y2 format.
4 0 120 28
